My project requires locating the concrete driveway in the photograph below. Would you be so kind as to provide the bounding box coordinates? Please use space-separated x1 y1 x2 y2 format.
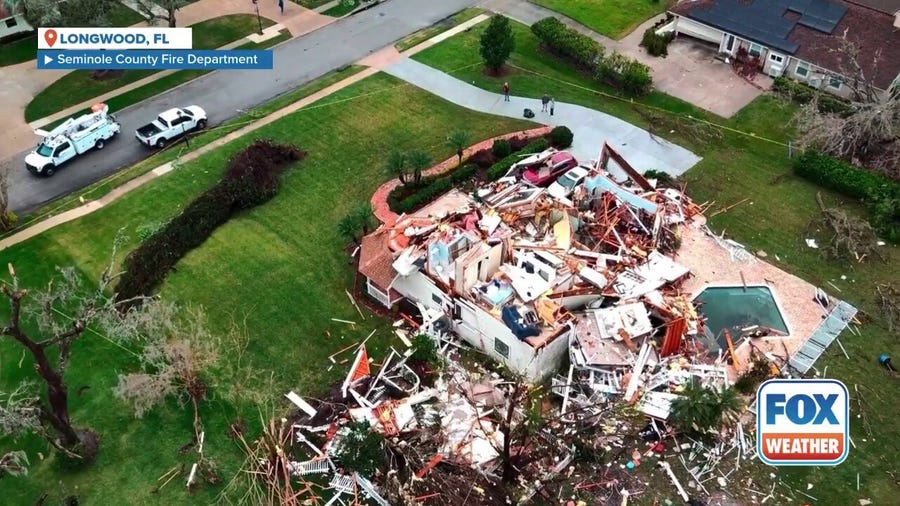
619 19 772 118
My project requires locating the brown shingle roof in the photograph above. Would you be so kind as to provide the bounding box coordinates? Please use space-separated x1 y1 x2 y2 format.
358 230 396 290
845 0 900 14
789 1 900 90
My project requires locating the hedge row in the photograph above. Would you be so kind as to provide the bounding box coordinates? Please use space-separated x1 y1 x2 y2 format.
772 77 853 115
794 150 900 242
530 17 603 70
115 140 305 302
388 134 551 214
531 17 652 96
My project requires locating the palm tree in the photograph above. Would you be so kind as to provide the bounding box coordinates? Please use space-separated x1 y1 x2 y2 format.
406 150 432 186
337 204 376 246
446 130 471 165
384 150 409 185
670 380 743 435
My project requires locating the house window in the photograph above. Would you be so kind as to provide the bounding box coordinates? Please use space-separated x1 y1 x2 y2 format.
748 43 762 57
795 62 810 78
5 17 17 28
494 337 510 358
769 53 784 63
828 76 842 90
431 293 443 306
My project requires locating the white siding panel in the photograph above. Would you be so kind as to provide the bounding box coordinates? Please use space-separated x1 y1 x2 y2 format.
677 17 724 44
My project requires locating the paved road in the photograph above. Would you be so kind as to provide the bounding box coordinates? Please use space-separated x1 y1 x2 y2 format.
7 0 478 214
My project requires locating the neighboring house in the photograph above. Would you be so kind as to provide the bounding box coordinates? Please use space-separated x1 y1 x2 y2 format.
668 0 900 100
0 2 33 39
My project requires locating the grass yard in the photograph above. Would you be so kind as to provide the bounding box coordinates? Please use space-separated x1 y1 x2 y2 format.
414 20 900 504
531 0 669 39
25 14 277 123
323 0 359 17
0 3 145 67
291 0 333 8
0 72 532 505
394 7 484 52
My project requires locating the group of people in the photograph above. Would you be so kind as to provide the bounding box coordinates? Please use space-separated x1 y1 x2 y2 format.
501 82 555 116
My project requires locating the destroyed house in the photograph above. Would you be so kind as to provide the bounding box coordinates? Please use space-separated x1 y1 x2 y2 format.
358 144 708 382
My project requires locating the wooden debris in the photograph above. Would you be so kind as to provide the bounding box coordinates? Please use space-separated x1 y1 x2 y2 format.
345 289 366 320
331 318 357 325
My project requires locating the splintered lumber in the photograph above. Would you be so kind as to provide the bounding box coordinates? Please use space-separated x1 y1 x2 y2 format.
345 290 366 320
328 341 360 363
415 454 443 478
660 462 689 502
331 318 357 325
724 329 741 368
186 463 198 487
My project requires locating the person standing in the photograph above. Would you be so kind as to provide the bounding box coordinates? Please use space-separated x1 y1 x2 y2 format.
541 93 550 112
278 0 284 14
549 97 555 116
502 82 510 102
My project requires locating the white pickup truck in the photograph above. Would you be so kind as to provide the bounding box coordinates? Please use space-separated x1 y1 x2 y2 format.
135 106 207 148
25 104 121 177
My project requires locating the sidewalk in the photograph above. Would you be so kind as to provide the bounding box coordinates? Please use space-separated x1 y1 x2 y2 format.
0 0 334 160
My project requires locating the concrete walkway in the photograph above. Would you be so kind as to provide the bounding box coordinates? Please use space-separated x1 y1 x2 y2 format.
0 0 333 160
384 59 701 176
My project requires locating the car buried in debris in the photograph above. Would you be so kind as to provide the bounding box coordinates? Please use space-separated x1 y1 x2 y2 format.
522 151 578 187
547 166 590 200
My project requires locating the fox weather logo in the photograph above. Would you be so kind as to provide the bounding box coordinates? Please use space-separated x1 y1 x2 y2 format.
757 379 849 466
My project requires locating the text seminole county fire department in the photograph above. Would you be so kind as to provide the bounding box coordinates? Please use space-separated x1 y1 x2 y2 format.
54 53 260 67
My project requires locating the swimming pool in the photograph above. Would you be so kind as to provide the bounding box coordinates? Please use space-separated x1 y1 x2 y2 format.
693 285 789 350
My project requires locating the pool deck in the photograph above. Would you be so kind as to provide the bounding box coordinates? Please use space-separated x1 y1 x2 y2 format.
676 218 836 375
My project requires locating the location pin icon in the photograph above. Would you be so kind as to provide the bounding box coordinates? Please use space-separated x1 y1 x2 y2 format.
44 29 57 48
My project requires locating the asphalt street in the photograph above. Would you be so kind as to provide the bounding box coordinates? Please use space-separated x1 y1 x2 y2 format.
7 0 478 214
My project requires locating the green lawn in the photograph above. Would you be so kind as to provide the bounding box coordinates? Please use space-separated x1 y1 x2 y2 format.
39 30 292 132
291 0 333 8
394 7 484 52
0 3 145 67
414 20 900 504
531 0 669 39
25 14 277 123
323 0 359 17
0 72 532 505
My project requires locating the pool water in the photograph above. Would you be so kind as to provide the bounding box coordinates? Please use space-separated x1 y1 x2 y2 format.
693 286 789 350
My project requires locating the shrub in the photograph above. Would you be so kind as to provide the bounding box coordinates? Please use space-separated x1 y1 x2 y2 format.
136 221 166 241
492 139 512 159
643 169 677 188
772 77 852 114
548 126 574 148
640 28 674 57
531 17 604 70
115 140 305 302
468 148 496 168
487 138 550 181
596 52 652 96
334 422 385 475
794 150 900 242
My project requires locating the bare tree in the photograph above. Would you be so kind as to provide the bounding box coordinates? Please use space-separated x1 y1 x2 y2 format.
793 35 900 176
0 246 163 463
3 0 119 28
133 0 188 27
114 306 219 437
